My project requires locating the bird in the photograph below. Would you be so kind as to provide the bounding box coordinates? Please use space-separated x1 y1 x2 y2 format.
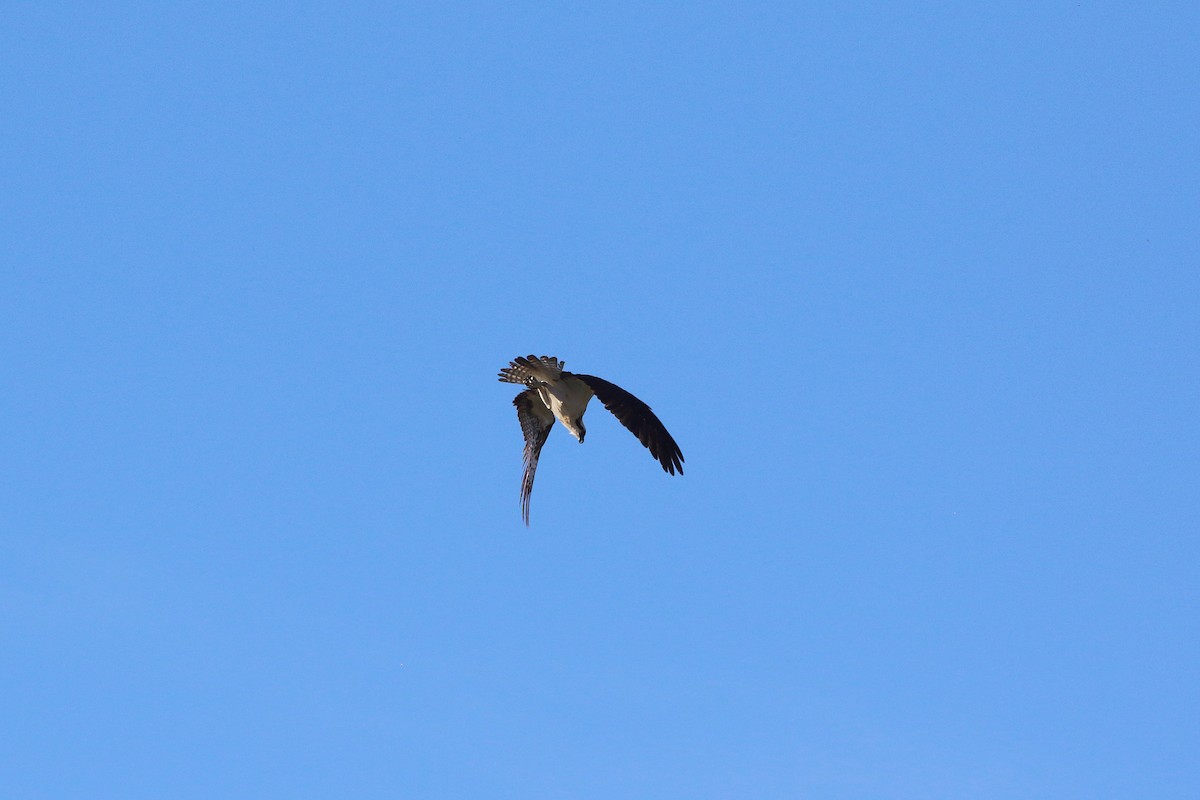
498 354 684 525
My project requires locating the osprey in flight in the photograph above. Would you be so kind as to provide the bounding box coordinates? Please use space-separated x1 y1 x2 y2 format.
498 355 684 524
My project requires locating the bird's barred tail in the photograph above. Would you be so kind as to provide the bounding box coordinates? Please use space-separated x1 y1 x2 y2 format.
497 355 565 385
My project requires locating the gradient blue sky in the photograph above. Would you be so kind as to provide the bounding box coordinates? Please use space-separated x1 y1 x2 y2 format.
2 3 1197 798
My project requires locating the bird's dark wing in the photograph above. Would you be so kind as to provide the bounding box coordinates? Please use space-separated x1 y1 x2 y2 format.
513 389 555 525
574 374 684 475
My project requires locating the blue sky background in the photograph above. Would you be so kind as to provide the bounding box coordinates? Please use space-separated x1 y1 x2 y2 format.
2 3 1197 798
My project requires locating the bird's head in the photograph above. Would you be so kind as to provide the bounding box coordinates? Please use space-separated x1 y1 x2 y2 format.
567 417 586 443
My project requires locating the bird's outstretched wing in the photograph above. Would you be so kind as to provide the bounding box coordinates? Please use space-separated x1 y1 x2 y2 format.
574 374 684 475
513 389 555 525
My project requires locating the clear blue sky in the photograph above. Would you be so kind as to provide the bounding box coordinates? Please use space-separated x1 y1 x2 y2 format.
2 3 1197 798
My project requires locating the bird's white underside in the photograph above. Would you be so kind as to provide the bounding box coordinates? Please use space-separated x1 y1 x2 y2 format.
537 375 593 441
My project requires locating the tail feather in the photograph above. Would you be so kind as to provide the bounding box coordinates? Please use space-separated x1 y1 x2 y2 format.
497 355 564 384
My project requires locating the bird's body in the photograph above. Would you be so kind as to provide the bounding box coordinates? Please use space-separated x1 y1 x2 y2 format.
498 354 684 524
511 357 592 440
